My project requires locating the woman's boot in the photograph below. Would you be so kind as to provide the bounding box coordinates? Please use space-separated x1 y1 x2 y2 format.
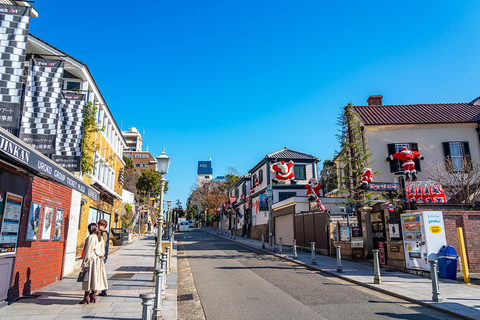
79 291 90 304
89 291 97 303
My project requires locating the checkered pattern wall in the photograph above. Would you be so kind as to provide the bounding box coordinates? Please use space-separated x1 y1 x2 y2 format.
19 58 65 154
0 5 31 128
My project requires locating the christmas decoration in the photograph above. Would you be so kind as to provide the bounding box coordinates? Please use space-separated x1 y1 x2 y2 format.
387 147 424 182
305 178 322 202
405 183 446 203
316 198 325 211
360 167 373 188
271 160 296 184
250 186 255 194
255 178 260 187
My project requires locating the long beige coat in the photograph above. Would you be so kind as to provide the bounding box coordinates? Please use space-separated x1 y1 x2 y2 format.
81 234 108 291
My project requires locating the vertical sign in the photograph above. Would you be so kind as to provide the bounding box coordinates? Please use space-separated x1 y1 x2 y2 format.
19 59 64 154
0 5 31 128
379 241 386 265
0 192 22 255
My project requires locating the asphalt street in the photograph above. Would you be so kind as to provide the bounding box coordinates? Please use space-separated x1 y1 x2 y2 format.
177 229 458 320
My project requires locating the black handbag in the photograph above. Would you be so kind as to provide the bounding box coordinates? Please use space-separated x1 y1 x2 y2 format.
77 269 87 282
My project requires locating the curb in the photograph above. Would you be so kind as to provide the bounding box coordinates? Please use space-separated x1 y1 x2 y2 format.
206 229 475 320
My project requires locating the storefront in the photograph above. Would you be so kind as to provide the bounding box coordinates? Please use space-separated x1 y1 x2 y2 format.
0 129 99 305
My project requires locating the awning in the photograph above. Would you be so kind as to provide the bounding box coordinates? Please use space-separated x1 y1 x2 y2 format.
0 128 99 201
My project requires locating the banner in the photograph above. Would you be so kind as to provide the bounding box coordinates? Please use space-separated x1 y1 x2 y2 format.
259 194 268 211
0 5 31 128
53 92 85 171
19 58 64 154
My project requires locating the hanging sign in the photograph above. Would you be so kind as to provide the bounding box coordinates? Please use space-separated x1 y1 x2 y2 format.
386 202 395 212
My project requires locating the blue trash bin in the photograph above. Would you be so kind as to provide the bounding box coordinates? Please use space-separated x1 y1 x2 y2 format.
437 245 458 280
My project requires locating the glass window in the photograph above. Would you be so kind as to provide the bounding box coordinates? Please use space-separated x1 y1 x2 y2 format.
134 164 140 168
124 154 131 158
294 165 306 180
205 176 210 179
134 154 142 159
279 192 296 201
449 142 463 172
66 81 81 91
142 154 149 158
142 164 148 167
259 169 263 184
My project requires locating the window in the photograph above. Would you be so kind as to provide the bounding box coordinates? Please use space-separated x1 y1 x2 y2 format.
279 192 296 201
124 154 131 158
443 141 471 172
142 154 149 158
205 176 210 179
134 164 140 168
134 154 142 159
235 188 239 199
142 164 148 167
387 143 421 173
294 165 307 180
252 174 257 186
259 169 263 184
66 81 81 91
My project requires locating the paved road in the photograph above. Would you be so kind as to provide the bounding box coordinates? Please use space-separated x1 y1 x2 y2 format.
177 229 458 320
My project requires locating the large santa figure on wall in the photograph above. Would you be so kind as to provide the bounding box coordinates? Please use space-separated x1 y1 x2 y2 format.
305 178 322 201
271 160 296 184
386 147 424 182
360 166 373 188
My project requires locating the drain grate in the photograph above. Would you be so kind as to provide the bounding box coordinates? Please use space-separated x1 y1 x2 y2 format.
109 272 135 279
177 294 194 301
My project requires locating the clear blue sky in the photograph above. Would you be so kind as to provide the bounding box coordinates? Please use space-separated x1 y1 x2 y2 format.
30 1 480 206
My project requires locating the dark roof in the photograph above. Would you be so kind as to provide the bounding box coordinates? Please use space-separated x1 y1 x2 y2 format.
197 161 212 175
354 100 480 125
265 147 318 161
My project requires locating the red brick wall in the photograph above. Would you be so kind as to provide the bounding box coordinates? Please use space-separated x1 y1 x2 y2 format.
443 211 480 273
9 177 72 300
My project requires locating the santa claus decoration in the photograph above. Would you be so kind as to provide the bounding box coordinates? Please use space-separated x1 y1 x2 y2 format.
250 186 255 194
360 167 373 188
316 198 326 211
255 178 260 187
271 160 296 184
305 178 322 202
386 147 424 182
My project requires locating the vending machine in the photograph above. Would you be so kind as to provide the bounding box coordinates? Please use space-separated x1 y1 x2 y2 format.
400 211 446 271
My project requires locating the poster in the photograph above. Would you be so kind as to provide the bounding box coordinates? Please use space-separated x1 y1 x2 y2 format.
26 202 41 241
340 226 351 241
0 192 22 254
389 223 400 238
41 206 54 241
53 209 64 241
259 194 268 211
351 237 364 248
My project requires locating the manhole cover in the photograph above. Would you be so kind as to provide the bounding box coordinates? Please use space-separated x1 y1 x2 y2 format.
177 294 194 301
109 273 135 279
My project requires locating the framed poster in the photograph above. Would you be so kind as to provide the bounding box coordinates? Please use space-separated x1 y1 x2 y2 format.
53 209 64 241
41 206 54 241
26 203 41 241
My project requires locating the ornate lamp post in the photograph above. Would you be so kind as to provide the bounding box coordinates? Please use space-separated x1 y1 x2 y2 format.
266 185 273 251
167 199 172 239
154 148 170 271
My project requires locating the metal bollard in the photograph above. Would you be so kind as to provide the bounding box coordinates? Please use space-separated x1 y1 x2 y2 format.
271 235 275 252
165 247 171 273
160 255 168 290
311 242 316 265
140 292 155 320
293 239 297 259
373 249 382 284
279 237 283 254
336 246 343 272
152 268 163 318
232 230 235 240
262 234 265 249
429 260 442 302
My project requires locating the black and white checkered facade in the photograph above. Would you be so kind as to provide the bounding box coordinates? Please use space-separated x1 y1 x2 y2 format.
19 58 64 154
0 5 31 128
56 93 85 156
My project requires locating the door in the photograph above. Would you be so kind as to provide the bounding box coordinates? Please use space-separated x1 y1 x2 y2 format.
275 214 294 245
0 257 14 303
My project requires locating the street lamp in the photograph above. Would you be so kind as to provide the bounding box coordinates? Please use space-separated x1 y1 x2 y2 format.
266 185 273 251
155 148 170 271
167 199 172 239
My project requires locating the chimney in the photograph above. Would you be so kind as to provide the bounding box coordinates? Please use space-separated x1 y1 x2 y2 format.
367 95 383 106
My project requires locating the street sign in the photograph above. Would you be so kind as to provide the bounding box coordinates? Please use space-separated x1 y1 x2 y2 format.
386 202 395 212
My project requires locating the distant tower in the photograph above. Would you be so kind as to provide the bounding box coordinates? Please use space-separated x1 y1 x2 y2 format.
197 159 213 186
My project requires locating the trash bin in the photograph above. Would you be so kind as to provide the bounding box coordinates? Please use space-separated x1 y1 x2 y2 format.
111 228 122 246
121 228 130 245
437 245 458 280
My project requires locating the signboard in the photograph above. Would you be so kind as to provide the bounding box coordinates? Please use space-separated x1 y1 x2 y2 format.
339 226 351 241
0 128 99 201
386 202 395 212
379 241 386 265
368 182 399 192
389 223 401 238
0 192 22 255
259 194 268 211
351 237 364 248
390 245 400 252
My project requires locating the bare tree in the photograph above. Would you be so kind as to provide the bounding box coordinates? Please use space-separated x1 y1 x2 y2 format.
427 156 480 204
190 181 228 220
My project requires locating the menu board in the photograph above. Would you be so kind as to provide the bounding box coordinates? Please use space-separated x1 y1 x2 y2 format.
0 192 23 255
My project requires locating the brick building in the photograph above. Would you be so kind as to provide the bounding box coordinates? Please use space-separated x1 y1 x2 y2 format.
123 150 157 173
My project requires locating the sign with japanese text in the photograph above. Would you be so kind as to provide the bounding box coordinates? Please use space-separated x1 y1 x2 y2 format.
0 192 22 255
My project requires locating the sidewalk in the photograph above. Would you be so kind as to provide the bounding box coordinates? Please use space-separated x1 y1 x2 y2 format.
208 229 480 320
0 234 177 320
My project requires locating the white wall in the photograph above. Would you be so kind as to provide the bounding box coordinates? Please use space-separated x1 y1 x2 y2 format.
365 123 479 183
63 190 82 276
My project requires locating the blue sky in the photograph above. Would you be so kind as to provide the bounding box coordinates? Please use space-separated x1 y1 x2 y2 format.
30 1 480 206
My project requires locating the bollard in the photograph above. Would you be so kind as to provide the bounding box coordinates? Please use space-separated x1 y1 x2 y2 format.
271 235 275 252
262 234 265 249
429 260 442 302
232 230 235 240
373 249 382 284
293 239 297 259
140 292 155 320
336 246 343 272
152 268 163 318
160 255 168 290
279 237 283 254
165 247 171 273
311 242 316 265
268 234 272 251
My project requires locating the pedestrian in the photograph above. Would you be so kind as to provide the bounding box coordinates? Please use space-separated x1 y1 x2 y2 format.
79 223 108 304
148 221 152 234
97 219 109 297
153 223 158 243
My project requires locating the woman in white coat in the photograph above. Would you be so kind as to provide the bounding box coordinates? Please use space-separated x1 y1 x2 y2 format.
79 223 108 304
